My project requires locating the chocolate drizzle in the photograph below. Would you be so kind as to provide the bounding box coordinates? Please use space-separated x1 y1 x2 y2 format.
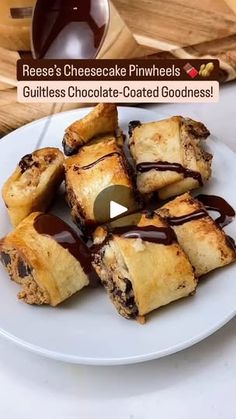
34 214 99 286
110 225 177 246
136 161 203 186
167 210 208 226
163 195 235 228
91 224 177 252
74 152 122 171
162 194 236 252
197 194 235 228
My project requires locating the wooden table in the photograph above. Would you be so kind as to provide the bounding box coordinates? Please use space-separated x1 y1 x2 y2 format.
0 0 236 135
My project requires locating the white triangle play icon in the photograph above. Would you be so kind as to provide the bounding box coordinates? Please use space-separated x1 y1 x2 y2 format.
110 201 128 219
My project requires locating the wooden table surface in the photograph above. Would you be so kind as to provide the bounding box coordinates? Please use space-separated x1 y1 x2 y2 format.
113 0 236 51
0 0 236 135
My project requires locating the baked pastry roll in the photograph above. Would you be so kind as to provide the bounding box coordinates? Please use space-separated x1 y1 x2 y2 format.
92 212 197 321
0 212 98 306
2 147 64 227
129 116 212 199
63 103 123 156
158 193 236 276
65 138 139 230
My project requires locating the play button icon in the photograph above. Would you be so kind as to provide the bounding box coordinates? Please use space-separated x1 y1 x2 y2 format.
93 185 142 225
110 201 128 219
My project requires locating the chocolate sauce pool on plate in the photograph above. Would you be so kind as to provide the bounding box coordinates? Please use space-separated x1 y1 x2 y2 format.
34 213 99 285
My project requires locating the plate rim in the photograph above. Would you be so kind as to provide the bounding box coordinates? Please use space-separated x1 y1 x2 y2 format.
0 306 235 365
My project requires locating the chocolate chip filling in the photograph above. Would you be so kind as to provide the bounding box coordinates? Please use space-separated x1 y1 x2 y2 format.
0 252 11 267
18 259 32 278
109 277 138 319
128 120 141 137
62 140 77 156
19 154 33 173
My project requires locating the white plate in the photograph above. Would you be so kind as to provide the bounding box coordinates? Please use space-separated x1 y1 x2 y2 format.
0 106 235 366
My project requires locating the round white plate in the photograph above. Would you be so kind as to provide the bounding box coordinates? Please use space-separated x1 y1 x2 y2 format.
0 106 235 366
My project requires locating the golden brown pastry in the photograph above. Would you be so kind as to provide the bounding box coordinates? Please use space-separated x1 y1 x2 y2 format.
129 116 212 199
92 212 197 321
65 138 139 230
2 147 64 227
63 103 123 155
0 212 98 306
158 193 236 276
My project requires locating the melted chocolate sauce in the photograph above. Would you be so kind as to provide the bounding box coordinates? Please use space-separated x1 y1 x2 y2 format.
163 195 235 229
91 195 236 255
162 193 236 255
110 225 177 245
167 210 208 226
74 152 122 171
91 224 177 252
32 0 109 59
34 214 99 286
197 194 235 228
136 161 203 186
